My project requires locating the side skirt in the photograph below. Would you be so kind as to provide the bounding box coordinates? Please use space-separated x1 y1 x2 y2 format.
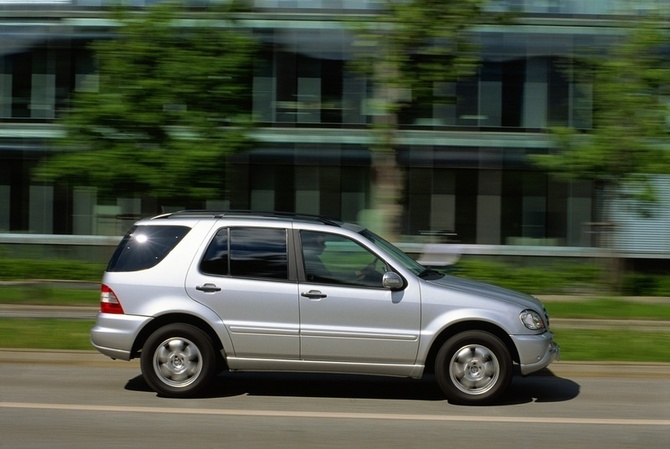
224 357 425 379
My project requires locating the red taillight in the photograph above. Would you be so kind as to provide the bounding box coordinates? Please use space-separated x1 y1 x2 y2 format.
100 284 124 314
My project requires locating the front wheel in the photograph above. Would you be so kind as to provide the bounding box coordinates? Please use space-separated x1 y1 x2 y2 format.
434 331 512 405
141 323 216 397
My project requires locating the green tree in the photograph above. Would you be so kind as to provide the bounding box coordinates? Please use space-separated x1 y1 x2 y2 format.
350 0 489 238
38 1 256 207
533 15 670 223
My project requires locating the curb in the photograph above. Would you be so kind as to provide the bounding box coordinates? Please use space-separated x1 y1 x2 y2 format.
0 349 138 368
0 304 98 319
544 361 670 379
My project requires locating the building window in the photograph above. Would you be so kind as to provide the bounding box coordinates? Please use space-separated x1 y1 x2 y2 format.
253 29 365 126
1 41 95 121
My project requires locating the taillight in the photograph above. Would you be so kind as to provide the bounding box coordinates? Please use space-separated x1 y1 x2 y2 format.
100 284 124 314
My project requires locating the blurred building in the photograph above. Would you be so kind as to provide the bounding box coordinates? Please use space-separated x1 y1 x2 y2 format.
1 0 668 255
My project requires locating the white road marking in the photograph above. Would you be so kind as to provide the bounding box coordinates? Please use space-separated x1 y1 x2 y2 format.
1 402 669 426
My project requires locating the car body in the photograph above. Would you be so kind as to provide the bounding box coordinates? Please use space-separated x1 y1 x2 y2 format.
91 210 559 404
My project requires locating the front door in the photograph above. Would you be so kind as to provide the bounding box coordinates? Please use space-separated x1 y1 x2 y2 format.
298 230 421 365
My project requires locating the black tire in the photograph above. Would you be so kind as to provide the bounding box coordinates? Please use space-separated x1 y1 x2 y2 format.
434 330 512 405
140 323 217 397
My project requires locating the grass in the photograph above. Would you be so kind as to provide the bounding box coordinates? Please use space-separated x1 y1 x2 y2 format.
3 286 670 320
553 328 670 362
1 256 667 362
545 298 670 320
1 316 668 363
0 319 94 351
1 283 669 363
0 258 106 282
0 286 99 307
0 319 668 362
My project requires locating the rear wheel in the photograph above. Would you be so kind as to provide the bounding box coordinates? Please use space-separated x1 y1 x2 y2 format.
435 331 512 405
141 323 216 397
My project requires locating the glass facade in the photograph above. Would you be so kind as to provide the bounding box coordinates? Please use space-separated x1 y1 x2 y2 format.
252 28 362 126
0 36 96 121
0 1 656 247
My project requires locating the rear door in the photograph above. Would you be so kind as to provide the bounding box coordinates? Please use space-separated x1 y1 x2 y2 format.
186 225 300 360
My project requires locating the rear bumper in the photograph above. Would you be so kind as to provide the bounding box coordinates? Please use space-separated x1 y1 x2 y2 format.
512 331 560 376
90 313 152 361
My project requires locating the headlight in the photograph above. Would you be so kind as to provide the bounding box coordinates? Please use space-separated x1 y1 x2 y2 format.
520 310 545 330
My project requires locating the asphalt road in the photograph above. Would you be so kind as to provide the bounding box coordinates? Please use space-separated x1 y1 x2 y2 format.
1 351 669 449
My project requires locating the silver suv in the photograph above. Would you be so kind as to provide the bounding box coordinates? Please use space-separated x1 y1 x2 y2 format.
91 211 559 404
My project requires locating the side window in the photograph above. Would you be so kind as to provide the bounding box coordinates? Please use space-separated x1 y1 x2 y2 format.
301 231 386 287
200 229 229 276
200 227 288 280
231 227 288 280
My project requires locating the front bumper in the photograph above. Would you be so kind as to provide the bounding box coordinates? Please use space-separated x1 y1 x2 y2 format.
512 331 560 376
90 313 152 361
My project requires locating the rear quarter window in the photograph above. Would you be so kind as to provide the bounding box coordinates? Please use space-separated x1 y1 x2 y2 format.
107 225 191 272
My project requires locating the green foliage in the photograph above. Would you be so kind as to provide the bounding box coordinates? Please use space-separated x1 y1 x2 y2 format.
622 273 670 296
452 258 605 295
533 15 670 207
38 1 257 204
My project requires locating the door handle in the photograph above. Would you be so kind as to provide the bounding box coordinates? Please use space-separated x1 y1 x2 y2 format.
196 283 221 293
301 290 327 299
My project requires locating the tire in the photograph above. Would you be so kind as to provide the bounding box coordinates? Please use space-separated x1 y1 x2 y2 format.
434 330 512 405
140 323 217 397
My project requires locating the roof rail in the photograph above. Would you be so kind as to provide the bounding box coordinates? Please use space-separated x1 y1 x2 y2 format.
154 210 343 226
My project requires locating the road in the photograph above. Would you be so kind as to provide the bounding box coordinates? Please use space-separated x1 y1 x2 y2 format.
1 351 669 449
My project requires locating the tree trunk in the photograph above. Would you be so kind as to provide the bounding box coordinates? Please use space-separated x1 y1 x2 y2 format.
369 147 403 239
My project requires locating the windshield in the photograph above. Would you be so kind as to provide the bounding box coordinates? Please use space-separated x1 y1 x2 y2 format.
359 229 426 276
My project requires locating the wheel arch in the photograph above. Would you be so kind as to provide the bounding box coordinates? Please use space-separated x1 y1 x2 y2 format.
130 313 225 363
423 321 519 375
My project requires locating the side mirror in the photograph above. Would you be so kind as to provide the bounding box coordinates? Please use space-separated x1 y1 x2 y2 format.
382 272 405 290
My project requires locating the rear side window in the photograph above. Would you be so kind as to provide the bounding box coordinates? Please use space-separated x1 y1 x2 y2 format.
107 225 190 272
200 227 288 280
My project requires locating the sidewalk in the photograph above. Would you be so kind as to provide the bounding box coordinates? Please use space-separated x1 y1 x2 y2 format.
0 304 97 319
